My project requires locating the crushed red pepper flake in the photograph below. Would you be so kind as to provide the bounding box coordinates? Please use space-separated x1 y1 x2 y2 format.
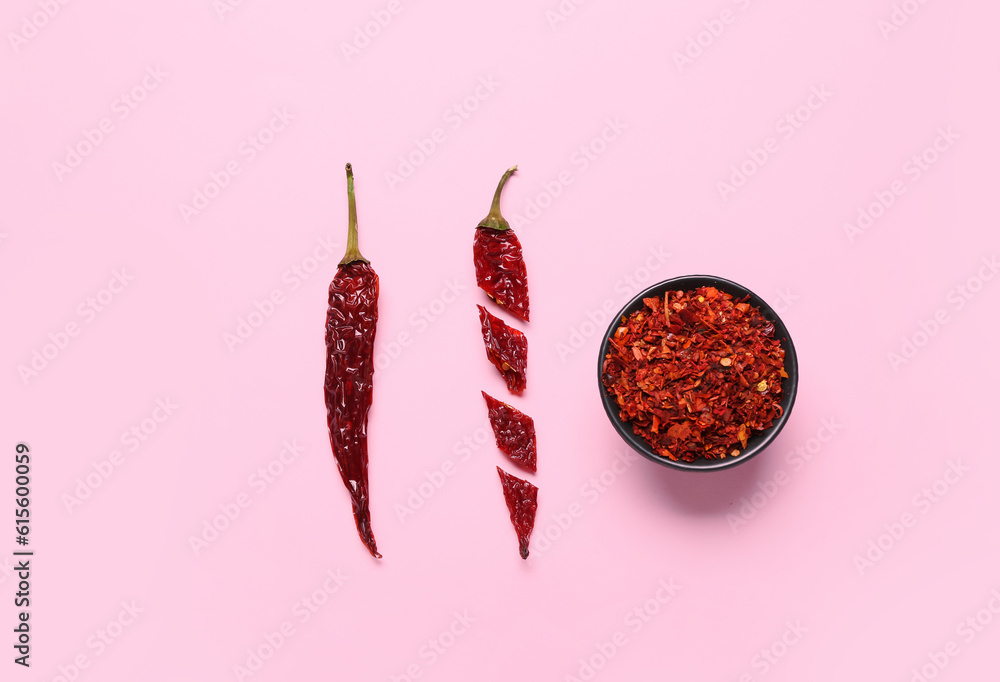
601 286 786 462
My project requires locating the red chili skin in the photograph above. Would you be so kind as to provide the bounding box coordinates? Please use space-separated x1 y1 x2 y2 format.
478 305 527 394
474 166 529 321
482 391 537 473
474 227 529 322
497 466 538 560
325 262 380 558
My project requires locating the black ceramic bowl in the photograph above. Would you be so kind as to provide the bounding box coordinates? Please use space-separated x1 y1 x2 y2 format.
598 275 798 471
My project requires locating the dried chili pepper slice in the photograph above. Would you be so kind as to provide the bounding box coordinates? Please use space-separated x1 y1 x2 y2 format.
324 163 381 559
477 304 527 394
497 466 538 560
473 166 530 322
482 391 537 473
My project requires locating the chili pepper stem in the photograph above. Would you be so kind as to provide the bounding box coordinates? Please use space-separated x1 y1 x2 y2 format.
477 165 518 231
339 163 370 266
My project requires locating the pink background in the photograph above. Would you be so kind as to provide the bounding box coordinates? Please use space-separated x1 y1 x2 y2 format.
2 0 999 680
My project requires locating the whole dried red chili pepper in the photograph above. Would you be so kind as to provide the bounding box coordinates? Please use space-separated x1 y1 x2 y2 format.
478 305 528 394
473 166 530 322
483 391 537 473
325 163 381 559
497 466 538 560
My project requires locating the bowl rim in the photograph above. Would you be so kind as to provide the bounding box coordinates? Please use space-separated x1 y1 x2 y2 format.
597 274 799 472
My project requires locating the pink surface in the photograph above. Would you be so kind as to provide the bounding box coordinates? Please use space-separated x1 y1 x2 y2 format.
2 1 999 680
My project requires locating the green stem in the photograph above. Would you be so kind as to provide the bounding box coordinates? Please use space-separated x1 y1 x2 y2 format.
477 165 518 231
339 163 370 265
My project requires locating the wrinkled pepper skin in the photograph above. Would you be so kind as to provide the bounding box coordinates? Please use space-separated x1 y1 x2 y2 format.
497 466 538 560
325 262 380 558
477 305 528 394
474 227 529 322
483 391 537 473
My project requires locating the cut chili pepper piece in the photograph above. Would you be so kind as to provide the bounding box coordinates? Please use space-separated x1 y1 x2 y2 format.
482 391 537 473
325 163 381 559
474 166 529 322
497 466 538 560
477 305 527 394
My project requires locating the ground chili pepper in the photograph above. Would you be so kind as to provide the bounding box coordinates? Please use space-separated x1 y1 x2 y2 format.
497 466 538 560
482 391 537 473
473 166 530 322
601 286 787 462
324 163 381 558
478 305 528 394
